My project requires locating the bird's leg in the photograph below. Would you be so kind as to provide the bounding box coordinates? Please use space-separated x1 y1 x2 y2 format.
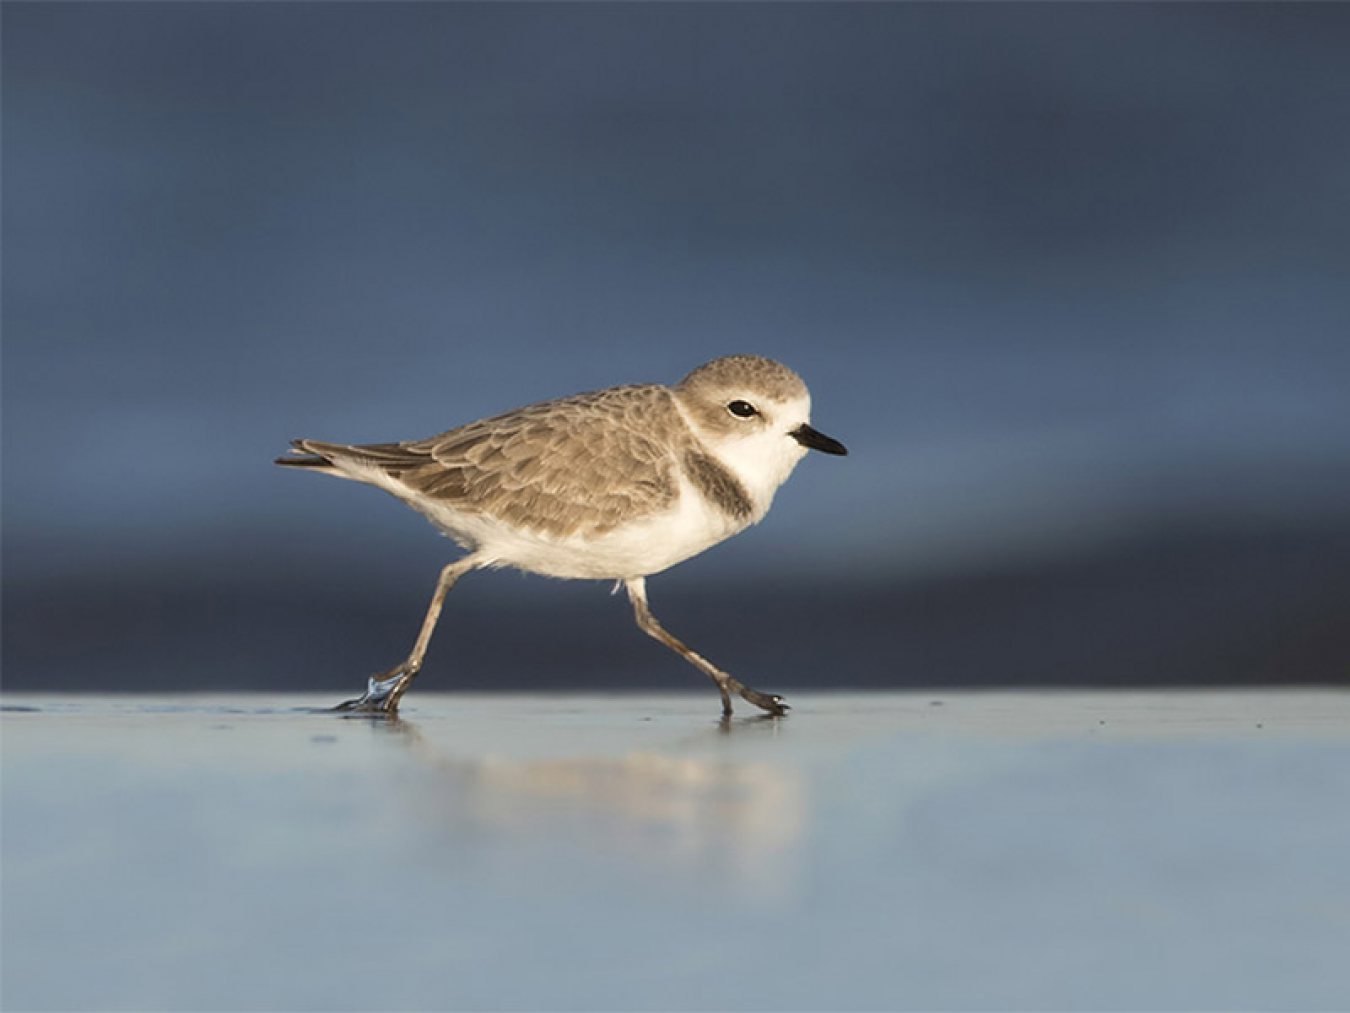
335 555 480 715
624 577 788 718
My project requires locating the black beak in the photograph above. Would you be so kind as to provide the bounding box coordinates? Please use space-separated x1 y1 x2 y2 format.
792 424 848 456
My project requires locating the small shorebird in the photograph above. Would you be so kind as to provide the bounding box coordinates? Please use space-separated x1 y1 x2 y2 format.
277 355 846 716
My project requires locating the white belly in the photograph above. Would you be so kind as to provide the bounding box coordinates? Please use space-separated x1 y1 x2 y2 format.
418 476 751 580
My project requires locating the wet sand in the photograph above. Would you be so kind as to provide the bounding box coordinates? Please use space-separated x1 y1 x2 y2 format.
4 691 1349 1011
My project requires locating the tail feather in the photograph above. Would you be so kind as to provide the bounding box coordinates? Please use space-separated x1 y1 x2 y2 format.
274 438 338 470
274 438 425 473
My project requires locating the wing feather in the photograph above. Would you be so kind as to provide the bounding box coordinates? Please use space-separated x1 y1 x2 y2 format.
341 385 685 538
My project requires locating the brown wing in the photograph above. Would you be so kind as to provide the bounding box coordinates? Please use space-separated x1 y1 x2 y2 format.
301 385 685 539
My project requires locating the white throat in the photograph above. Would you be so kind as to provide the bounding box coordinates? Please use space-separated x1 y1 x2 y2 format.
693 397 812 520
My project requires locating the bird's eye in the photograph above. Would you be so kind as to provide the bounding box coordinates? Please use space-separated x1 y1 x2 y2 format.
726 400 758 419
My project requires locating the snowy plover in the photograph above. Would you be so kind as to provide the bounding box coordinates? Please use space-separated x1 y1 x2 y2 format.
277 355 846 716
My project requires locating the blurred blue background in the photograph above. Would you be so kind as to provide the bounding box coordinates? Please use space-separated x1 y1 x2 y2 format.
4 2 1349 691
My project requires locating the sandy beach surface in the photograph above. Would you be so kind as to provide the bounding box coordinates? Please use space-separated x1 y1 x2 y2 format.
4 690 1349 1011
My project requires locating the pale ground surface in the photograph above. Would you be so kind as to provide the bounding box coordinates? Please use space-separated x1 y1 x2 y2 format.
3 690 1349 1012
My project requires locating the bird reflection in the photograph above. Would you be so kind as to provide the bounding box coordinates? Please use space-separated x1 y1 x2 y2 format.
361 710 806 899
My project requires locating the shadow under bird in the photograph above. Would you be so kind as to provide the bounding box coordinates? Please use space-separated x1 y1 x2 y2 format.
276 355 847 716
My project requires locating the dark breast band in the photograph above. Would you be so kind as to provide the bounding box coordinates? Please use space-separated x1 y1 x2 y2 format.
681 450 754 522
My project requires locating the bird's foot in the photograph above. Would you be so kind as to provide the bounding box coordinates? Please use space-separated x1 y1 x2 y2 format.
333 666 415 716
733 682 790 718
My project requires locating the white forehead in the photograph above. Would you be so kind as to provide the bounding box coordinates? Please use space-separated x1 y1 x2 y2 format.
785 390 812 413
